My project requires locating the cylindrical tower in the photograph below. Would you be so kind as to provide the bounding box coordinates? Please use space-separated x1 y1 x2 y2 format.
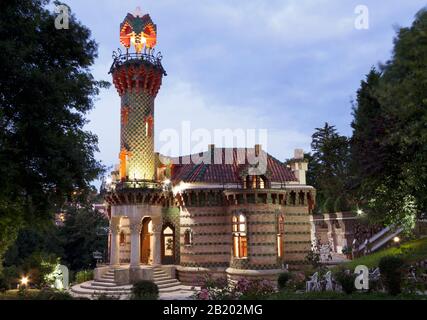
110 12 166 182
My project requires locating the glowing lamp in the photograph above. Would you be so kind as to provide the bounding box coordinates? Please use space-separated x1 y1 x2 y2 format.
393 236 400 243
20 276 29 286
357 209 364 216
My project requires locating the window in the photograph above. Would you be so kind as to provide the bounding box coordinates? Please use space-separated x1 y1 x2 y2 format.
232 213 248 258
120 231 126 246
163 226 174 257
244 175 267 189
184 229 193 246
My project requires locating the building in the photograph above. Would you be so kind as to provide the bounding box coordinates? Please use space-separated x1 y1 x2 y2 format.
97 10 316 286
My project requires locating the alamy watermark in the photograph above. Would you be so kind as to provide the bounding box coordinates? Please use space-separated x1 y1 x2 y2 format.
355 5 369 30
54 4 69 30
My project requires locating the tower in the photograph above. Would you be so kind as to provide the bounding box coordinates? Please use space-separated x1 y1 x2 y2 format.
110 11 166 183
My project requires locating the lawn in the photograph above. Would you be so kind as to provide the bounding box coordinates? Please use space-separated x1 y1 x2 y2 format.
337 237 427 271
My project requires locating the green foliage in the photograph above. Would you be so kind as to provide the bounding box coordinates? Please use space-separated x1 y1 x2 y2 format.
33 288 73 300
334 270 357 294
0 0 107 264
338 237 427 271
378 256 405 295
277 272 291 290
131 280 159 300
350 7 427 230
58 202 108 270
306 123 352 213
75 270 93 284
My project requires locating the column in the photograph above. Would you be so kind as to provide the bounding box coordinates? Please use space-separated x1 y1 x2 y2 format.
129 219 142 268
109 217 121 267
152 218 162 265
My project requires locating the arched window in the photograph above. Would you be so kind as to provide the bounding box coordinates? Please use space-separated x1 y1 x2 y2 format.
120 231 126 246
163 226 174 257
232 213 247 258
184 229 193 246
277 215 285 257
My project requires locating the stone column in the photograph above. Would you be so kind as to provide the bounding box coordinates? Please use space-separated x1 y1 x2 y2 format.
109 217 121 267
129 219 142 268
152 217 162 266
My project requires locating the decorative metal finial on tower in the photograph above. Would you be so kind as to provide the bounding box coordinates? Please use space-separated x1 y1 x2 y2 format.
119 9 157 53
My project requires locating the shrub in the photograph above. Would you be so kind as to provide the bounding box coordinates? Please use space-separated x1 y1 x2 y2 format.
34 288 74 300
194 274 232 300
75 270 93 284
131 280 159 300
277 272 291 290
236 279 276 300
378 256 405 295
335 270 357 294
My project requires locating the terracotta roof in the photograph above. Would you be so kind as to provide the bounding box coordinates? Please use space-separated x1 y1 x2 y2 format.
169 148 297 184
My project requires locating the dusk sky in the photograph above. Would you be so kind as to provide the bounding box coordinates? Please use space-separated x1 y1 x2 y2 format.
64 0 426 180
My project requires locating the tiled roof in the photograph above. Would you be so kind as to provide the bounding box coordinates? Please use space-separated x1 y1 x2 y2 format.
169 148 297 184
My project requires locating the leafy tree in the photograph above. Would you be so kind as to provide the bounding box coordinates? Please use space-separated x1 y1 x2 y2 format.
350 7 427 231
308 123 352 213
0 0 108 265
58 200 108 271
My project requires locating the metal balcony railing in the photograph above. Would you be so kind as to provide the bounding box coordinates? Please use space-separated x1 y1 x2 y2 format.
109 47 167 75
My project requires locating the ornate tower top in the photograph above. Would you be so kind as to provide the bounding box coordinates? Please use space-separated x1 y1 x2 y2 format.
119 10 157 53
109 9 166 185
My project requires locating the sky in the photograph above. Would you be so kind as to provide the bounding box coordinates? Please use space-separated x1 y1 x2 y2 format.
62 0 426 180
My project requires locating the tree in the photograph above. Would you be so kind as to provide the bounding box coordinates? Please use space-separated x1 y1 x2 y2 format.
0 0 108 265
308 123 352 213
350 7 427 231
58 198 109 271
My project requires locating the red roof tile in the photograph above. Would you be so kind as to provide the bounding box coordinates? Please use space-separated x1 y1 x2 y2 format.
168 147 297 184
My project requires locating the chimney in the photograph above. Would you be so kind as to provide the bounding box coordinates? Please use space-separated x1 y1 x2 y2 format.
208 144 215 164
290 148 308 185
255 144 261 157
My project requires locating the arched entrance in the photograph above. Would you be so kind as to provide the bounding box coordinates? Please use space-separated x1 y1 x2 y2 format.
140 217 152 264
161 224 175 265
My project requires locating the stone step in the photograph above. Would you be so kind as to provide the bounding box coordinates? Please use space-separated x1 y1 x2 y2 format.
154 275 169 279
91 281 119 288
157 281 181 289
96 278 116 284
81 283 132 292
154 278 180 286
153 276 171 282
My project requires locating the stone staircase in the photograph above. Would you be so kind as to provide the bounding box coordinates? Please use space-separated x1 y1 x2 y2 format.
70 267 195 299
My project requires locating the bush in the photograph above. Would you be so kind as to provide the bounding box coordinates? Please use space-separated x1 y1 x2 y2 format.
335 270 357 294
379 256 405 295
34 288 74 300
236 279 276 300
277 272 291 290
75 270 93 284
131 280 159 300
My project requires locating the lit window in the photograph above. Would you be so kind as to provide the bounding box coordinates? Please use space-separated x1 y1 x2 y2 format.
120 231 126 246
232 213 248 258
259 177 265 189
184 229 193 246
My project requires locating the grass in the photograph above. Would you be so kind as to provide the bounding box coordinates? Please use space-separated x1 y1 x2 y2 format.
336 237 427 271
270 291 427 300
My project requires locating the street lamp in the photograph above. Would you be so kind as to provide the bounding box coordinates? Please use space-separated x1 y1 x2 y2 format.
393 236 400 244
20 276 29 289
